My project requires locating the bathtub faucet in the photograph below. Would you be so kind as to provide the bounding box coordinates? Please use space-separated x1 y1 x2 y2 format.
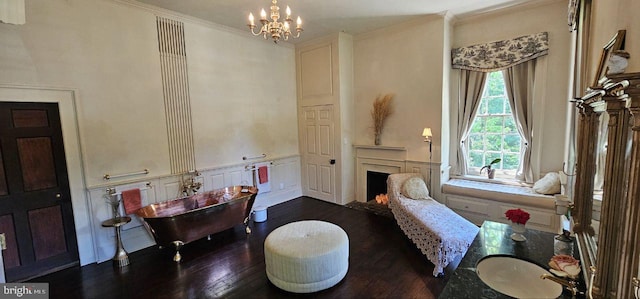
181 177 202 197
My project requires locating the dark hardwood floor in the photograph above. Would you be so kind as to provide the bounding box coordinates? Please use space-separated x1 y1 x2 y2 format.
32 197 460 298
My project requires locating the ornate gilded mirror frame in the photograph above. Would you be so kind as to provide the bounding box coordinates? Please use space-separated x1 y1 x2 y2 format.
573 76 640 298
568 1 640 297
572 88 604 293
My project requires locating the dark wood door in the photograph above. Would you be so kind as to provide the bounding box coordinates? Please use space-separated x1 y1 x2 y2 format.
0 102 79 282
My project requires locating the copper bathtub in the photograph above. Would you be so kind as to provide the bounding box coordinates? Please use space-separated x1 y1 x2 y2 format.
135 185 257 262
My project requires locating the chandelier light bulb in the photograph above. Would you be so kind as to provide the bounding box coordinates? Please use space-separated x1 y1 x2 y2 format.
260 9 267 20
296 16 302 28
248 13 255 26
286 6 291 17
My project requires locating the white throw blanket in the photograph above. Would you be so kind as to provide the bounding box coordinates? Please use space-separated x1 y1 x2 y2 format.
387 173 479 276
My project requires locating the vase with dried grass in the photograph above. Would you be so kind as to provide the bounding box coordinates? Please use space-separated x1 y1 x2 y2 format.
371 94 394 145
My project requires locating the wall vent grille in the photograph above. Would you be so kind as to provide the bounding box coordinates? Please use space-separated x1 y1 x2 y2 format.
156 16 196 174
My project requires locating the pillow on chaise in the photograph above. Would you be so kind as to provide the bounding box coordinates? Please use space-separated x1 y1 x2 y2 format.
401 177 430 199
533 172 561 195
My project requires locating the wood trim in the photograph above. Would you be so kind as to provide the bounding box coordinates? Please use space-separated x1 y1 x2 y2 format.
593 87 631 298
573 74 640 298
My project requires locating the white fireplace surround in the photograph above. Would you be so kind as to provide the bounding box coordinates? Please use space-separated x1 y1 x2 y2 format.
354 145 443 203
355 145 406 203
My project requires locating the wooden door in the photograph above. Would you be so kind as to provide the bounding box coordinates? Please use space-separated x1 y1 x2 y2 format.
301 105 336 203
0 102 79 282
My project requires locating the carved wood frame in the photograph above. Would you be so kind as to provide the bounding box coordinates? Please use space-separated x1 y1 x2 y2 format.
591 30 626 88
573 74 640 298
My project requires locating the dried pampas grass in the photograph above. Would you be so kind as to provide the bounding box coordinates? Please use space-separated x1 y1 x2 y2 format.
371 94 394 144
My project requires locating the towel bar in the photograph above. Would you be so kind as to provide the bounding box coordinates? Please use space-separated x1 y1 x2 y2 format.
104 169 149 180
245 161 275 171
242 154 266 161
106 182 152 195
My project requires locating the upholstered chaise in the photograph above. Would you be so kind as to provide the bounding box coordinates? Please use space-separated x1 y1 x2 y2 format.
387 173 479 276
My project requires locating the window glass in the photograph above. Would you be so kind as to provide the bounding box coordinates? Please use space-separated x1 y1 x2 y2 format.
467 71 522 179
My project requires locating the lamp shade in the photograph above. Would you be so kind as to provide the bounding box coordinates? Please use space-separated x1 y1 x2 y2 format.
422 128 432 138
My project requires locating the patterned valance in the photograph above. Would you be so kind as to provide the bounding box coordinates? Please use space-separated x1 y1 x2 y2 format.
452 32 549 72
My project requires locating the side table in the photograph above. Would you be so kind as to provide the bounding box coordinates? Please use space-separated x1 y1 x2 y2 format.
101 216 131 267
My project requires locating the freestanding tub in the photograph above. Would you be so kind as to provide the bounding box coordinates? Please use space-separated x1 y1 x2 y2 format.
135 185 257 262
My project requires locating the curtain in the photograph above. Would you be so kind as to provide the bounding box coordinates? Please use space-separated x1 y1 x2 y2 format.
502 60 535 183
455 70 487 175
452 32 548 72
452 32 549 180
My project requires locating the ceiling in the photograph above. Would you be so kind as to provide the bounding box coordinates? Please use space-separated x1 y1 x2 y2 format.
134 0 535 44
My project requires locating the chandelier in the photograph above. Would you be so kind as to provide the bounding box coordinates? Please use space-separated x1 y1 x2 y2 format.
248 0 303 43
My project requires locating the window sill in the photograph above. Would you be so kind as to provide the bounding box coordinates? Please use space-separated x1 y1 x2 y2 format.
443 178 555 210
451 175 532 188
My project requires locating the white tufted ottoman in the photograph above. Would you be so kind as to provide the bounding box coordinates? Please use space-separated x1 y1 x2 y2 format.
264 220 349 293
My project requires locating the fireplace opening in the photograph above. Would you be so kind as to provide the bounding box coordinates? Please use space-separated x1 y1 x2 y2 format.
366 171 390 204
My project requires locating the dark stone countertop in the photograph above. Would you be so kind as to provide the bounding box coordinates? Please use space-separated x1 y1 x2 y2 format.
439 221 583 299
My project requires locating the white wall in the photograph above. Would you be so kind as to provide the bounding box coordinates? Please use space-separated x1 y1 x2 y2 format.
0 0 299 264
338 33 356 204
0 0 298 186
187 23 299 167
353 15 446 164
450 0 572 178
440 14 453 183
588 0 640 79
1 0 169 185
353 1 571 186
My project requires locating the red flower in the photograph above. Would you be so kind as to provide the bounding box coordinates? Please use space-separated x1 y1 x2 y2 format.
505 208 530 225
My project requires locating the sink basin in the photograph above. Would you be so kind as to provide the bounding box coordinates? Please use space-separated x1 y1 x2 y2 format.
476 256 563 298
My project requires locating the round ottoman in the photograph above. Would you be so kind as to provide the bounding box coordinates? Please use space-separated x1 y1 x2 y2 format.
264 220 349 293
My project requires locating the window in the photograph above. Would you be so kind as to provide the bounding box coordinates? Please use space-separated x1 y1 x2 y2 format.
467 71 522 179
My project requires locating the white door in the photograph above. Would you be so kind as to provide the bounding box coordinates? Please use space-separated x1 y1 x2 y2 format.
301 105 336 203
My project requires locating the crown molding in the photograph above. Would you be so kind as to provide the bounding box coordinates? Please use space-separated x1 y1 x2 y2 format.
109 0 295 49
454 0 564 26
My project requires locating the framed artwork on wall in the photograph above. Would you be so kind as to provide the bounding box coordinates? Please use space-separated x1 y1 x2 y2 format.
591 29 626 88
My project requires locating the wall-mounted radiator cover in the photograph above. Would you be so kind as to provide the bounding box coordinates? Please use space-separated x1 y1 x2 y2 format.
156 16 196 174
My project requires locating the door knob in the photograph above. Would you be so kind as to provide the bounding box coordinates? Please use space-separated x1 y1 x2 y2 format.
55 193 61 199
330 159 336 165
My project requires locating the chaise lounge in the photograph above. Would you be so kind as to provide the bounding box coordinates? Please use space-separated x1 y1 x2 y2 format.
387 173 479 276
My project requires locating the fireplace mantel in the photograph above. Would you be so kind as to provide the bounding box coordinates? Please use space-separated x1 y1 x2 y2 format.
353 145 406 151
353 145 407 162
354 145 407 202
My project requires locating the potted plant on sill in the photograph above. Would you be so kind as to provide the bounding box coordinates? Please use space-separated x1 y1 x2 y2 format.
480 158 501 179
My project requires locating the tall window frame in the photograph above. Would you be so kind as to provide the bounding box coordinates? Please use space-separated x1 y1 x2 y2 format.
466 71 522 179
452 32 548 183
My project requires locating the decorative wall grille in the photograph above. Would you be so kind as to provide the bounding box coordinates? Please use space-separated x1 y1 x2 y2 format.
156 16 196 174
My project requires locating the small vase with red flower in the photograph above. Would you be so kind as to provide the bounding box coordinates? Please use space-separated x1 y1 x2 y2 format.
505 208 530 241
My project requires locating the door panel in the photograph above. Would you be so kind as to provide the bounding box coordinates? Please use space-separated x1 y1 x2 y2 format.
28 206 67 260
306 125 317 154
301 105 335 203
17 137 57 191
0 102 78 282
320 165 333 194
12 110 49 128
307 165 318 191
319 125 331 155
0 149 7 196
0 214 20 268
